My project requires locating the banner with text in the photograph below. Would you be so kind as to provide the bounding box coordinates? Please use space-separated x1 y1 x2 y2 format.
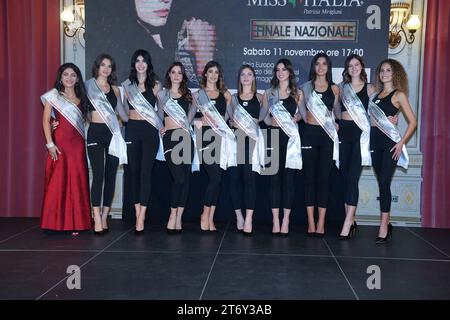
86 0 389 89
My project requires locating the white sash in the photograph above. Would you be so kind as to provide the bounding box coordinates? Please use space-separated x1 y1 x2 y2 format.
40 88 85 139
196 89 236 170
85 78 127 164
160 90 200 172
339 83 371 166
368 94 409 169
231 94 265 173
266 88 302 170
301 81 339 168
122 80 164 130
122 79 165 161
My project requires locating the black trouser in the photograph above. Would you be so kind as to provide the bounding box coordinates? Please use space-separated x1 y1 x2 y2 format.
163 128 194 209
87 123 119 207
339 120 363 206
269 126 295 210
370 127 398 212
125 119 160 206
229 129 256 210
302 124 334 208
200 126 223 207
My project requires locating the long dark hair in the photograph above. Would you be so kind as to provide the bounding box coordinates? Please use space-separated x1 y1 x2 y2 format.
164 62 192 103
237 64 257 95
128 49 157 89
200 60 226 93
270 58 298 98
54 63 87 116
342 54 368 83
91 53 117 85
309 53 333 88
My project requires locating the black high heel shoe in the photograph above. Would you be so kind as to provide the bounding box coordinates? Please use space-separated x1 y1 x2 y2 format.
338 222 357 240
242 227 253 236
306 224 316 237
280 221 289 237
314 232 325 238
375 223 392 243
272 225 280 236
307 231 316 237
242 220 253 236
135 228 144 235
93 220 103 235
101 214 109 233
166 228 177 234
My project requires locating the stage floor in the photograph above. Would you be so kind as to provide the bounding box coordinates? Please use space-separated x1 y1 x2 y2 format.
0 218 449 300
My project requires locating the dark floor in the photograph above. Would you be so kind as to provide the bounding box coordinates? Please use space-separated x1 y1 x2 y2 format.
0 218 449 300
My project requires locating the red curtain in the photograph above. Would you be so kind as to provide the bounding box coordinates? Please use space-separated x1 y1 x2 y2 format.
421 0 450 228
0 0 60 217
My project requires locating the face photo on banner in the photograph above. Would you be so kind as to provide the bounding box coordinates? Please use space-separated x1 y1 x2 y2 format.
86 0 219 87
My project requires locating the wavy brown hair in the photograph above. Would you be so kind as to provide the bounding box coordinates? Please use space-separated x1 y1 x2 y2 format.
270 58 298 98
164 62 192 103
375 59 409 95
237 64 257 95
200 61 227 93
342 54 368 84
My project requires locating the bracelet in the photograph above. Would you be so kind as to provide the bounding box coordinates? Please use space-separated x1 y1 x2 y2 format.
46 142 55 149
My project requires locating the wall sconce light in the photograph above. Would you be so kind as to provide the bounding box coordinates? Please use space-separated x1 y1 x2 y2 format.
60 0 85 47
389 1 421 51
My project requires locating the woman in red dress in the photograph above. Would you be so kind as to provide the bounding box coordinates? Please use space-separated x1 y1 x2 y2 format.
40 63 91 232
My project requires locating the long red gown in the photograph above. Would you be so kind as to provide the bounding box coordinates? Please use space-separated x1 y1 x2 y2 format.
40 107 92 231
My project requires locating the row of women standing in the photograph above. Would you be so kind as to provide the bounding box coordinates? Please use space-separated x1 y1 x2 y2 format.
40 51 416 243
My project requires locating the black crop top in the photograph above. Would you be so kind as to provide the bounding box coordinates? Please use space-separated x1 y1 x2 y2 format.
373 90 399 117
341 83 369 112
88 88 117 112
129 89 157 110
238 94 260 118
270 95 297 117
163 96 190 117
313 84 335 111
195 92 227 118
